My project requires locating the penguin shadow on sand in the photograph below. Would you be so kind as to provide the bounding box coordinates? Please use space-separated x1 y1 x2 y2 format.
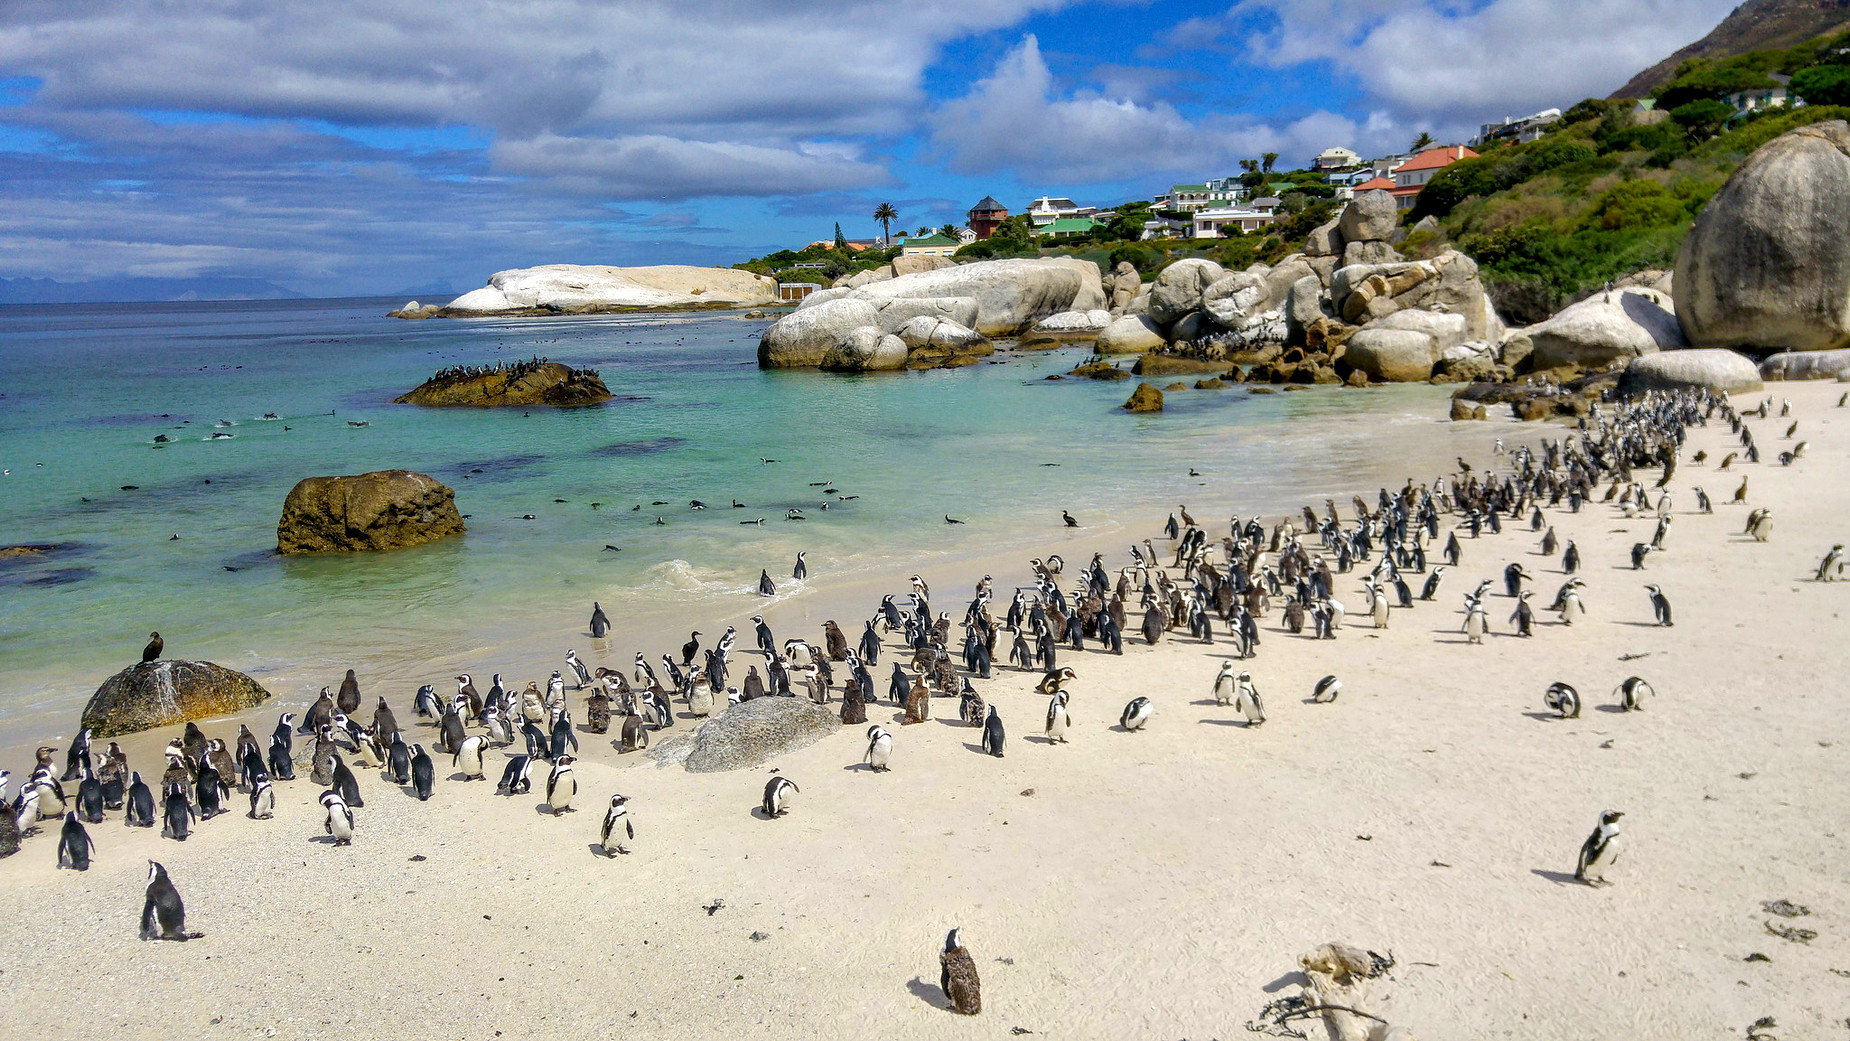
1531 868 1586 886
905 976 955 1011
1197 716 1255 727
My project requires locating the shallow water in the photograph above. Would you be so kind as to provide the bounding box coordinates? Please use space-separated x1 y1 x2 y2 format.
0 298 1511 739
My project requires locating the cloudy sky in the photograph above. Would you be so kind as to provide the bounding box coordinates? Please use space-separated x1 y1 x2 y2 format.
0 0 1736 297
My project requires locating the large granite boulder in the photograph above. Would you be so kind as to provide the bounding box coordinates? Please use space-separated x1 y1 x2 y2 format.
1305 219 1344 258
1331 251 1501 342
663 696 840 773
440 264 778 315
278 470 465 555
1371 309 1468 353
1623 349 1763 394
891 254 956 277
1338 190 1398 243
1031 309 1112 332
820 328 909 372
1343 328 1437 382
1677 121 1850 353
1202 272 1269 328
395 361 612 407
758 298 881 368
848 257 1106 335
1097 314 1167 353
1525 287 1684 371
1263 256 1316 312
1109 261 1143 310
1148 259 1228 325
1343 240 1403 268
1761 347 1850 380
894 316 990 354
870 296 979 334
837 266 895 289
81 660 272 738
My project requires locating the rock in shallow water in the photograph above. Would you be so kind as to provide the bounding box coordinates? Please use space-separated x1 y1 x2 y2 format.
395 361 612 407
277 470 465 555
81 660 272 738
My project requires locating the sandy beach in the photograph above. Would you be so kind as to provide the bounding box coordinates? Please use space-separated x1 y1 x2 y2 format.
3 380 1847 1040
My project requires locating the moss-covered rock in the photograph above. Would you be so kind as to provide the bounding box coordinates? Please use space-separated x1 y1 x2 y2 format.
278 470 464 555
81 660 272 738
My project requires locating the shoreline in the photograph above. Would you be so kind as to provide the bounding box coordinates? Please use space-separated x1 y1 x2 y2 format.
2 381 1845 1038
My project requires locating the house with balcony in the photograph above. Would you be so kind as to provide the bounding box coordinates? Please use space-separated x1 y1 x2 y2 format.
966 196 1009 240
1191 198 1282 238
1472 108 1563 147
1725 74 1793 114
1386 145 1477 209
1313 146 1361 170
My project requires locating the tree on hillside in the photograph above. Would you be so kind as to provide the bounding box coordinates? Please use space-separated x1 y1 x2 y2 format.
1411 131 1436 151
1670 99 1733 142
917 226 930 236
1238 158 1259 174
1261 152 1279 174
872 203 898 246
1792 63 1850 106
939 223 960 238
833 222 848 250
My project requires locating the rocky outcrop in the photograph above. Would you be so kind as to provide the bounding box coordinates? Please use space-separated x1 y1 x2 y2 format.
891 254 957 277
1622 349 1764 394
820 328 909 372
1201 272 1268 328
869 297 980 335
436 264 778 316
758 298 881 368
835 266 895 289
894 316 990 355
1373 309 1468 354
1031 309 1112 332
1450 397 1488 420
81 660 272 738
659 696 840 773
1148 259 1228 325
1677 122 1850 353
277 470 465 555
1097 315 1167 354
1761 347 1850 379
396 361 612 408
1122 383 1164 412
1133 354 1233 376
1108 261 1143 310
1525 287 1685 371
1338 189 1399 244
848 257 1106 335
1343 329 1437 383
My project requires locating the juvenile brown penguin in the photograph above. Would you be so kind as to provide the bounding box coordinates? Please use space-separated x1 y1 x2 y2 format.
823 620 849 661
839 678 868 725
902 676 931 725
619 713 649 753
940 928 981 1015
585 689 612 734
336 669 361 714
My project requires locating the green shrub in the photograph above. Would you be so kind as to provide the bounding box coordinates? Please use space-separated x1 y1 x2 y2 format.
1586 180 1688 231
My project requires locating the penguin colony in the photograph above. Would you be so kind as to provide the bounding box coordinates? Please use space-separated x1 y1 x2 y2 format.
2 385 1841 1016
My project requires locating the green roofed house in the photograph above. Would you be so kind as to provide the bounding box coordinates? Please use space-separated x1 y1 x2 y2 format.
1038 217 1102 239
899 233 961 258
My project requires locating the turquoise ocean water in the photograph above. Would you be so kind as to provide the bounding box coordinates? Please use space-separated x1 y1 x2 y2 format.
0 298 1504 737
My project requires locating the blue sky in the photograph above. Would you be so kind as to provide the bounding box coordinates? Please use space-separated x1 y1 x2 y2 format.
0 0 1736 298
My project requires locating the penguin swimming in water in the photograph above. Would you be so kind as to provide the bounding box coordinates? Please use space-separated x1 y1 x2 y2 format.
940 927 982 1015
1543 681 1580 719
758 570 777 596
140 861 204 941
320 791 354 846
1574 810 1622 886
863 726 892 772
410 745 435 801
1312 675 1342 703
762 775 798 817
1644 584 1673 626
1615 676 1653 711
57 812 95 871
1119 696 1153 731
589 602 610 638
980 705 1005 757
600 794 633 855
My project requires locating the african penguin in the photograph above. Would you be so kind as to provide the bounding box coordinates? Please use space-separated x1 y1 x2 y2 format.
140 861 204 941
600 794 633 856
1574 810 1622 886
761 775 798 817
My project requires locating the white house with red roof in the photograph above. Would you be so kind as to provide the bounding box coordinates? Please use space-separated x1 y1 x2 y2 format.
1385 145 1478 209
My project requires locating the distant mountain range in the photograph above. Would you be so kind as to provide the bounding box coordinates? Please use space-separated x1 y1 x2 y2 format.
1613 0 1850 98
0 275 307 305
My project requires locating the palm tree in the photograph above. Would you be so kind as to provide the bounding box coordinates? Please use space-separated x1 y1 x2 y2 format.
939 223 960 239
872 202 898 246
1238 159 1259 174
1261 152 1278 174
1411 131 1436 152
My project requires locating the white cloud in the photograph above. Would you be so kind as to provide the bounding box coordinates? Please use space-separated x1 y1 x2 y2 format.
490 133 890 199
930 35 1357 184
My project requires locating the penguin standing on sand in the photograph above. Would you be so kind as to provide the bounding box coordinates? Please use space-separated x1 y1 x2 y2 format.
762 775 798 817
863 726 892 772
1044 691 1071 743
1419 566 1445 601
590 602 611 638
337 669 362 714
140 861 204 941
1575 810 1622 886
1312 675 1342 703
454 736 487 781
859 621 881 667
566 650 591 689
1819 544 1846 582
248 777 275 819
1543 681 1580 719
57 813 95 870
126 773 155 827
1644 584 1673 627
1212 661 1239 705
497 754 533 795
161 783 194 841
546 755 577 813
940 927 982 1015
1616 676 1654 711
1510 590 1534 637
600 794 633 856
980 705 1005 757
1119 697 1153 731
320 791 354 846
1233 673 1265 726
410 745 435 801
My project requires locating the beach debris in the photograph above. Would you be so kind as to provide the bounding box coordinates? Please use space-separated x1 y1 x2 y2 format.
703 899 725 916
1745 1016 1777 1041
1249 943 1398 1040
1764 920 1816 944
1761 899 1809 918
1744 952 1770 962
749 931 768 942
